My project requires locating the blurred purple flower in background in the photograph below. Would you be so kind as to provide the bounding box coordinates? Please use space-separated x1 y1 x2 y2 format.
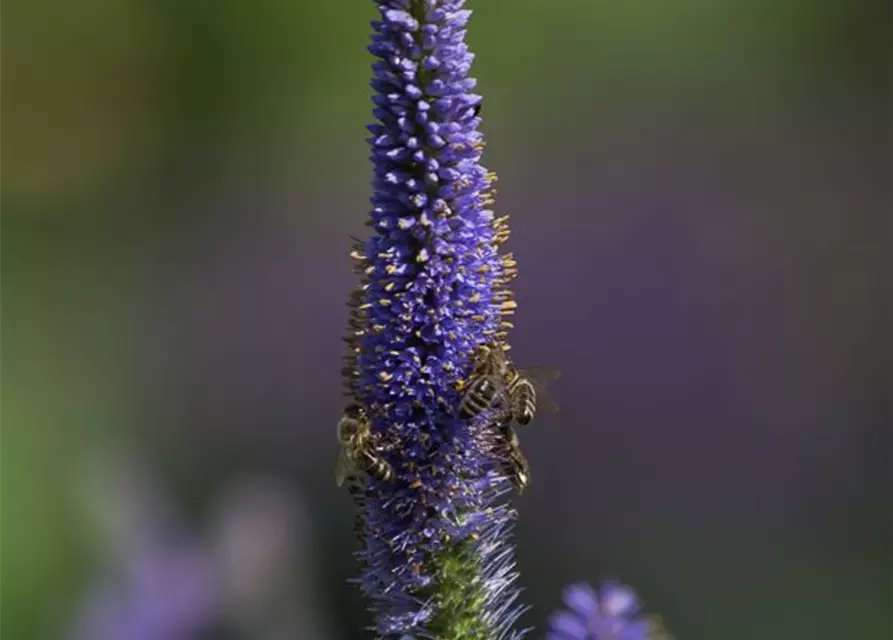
209 477 335 640
547 582 671 640
69 542 220 640
68 448 222 640
68 446 335 640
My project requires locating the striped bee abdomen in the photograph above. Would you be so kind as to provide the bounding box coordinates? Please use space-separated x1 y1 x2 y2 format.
355 448 394 483
510 378 537 425
498 423 530 493
459 376 502 419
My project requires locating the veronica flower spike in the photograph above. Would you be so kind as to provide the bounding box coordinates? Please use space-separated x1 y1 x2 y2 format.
338 1 528 638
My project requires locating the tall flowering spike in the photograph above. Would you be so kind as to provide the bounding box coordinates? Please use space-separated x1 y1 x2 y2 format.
341 1 527 637
547 582 673 640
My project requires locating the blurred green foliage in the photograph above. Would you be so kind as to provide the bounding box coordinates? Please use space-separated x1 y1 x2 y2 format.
3 0 876 203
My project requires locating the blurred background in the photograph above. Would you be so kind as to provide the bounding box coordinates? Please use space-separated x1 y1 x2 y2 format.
2 0 890 638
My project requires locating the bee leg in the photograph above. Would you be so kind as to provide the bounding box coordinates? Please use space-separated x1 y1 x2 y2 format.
500 423 517 444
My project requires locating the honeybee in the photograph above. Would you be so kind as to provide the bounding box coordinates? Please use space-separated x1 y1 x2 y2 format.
497 423 530 493
458 344 559 426
458 349 507 420
335 404 394 487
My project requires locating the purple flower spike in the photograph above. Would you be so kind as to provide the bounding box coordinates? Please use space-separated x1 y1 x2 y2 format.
547 582 672 640
343 1 522 638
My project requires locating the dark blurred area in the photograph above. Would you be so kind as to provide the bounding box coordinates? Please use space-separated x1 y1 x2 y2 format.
2 1 890 639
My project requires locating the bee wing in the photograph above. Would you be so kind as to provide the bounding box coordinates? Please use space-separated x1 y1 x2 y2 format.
519 366 561 413
520 366 561 384
534 388 560 414
334 447 353 488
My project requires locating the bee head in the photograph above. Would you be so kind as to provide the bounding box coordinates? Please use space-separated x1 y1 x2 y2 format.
345 403 366 419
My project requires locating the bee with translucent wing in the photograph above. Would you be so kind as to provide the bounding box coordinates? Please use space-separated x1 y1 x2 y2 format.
507 364 560 426
459 343 560 427
335 404 394 487
459 345 558 494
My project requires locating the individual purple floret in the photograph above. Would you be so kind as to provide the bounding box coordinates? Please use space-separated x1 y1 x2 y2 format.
342 1 523 637
547 582 671 640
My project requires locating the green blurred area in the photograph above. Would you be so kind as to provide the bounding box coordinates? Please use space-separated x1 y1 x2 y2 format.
2 1 889 639
3 0 879 204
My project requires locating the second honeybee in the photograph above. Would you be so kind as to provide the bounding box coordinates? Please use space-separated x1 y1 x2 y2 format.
458 344 559 426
